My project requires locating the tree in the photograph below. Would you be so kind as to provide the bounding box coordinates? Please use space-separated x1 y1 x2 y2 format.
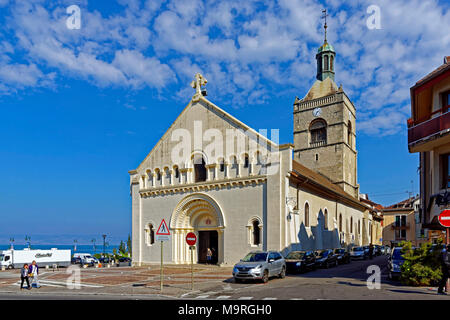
127 234 132 257
119 240 126 256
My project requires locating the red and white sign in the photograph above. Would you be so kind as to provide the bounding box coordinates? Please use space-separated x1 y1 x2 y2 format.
438 210 450 228
186 232 197 246
156 219 171 241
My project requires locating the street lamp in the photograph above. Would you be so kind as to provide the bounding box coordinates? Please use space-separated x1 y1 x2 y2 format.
92 239 96 253
74 239 78 252
9 238 14 250
102 234 107 256
25 235 31 249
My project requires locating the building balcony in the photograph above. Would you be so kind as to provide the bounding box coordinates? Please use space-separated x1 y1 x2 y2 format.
391 223 410 230
408 111 450 152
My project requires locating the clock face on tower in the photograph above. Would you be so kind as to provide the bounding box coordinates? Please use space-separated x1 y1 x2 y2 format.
313 107 322 117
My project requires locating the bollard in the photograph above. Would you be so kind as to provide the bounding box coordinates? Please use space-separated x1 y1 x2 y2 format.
1 266 5 271
45 265 49 270
107 264 111 268
83 264 88 269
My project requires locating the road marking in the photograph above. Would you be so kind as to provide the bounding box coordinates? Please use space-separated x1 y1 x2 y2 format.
196 295 210 299
39 280 103 288
290 298 304 300
262 297 277 300
216 295 231 300
12 281 63 288
238 296 253 300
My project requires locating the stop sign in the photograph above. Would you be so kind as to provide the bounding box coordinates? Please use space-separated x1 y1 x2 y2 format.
186 232 197 246
439 210 450 228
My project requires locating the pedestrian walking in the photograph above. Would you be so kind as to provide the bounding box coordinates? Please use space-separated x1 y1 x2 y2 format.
438 245 450 295
206 248 212 264
20 264 31 290
29 260 41 288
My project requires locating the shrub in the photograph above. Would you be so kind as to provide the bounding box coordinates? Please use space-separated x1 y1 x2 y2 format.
400 240 444 286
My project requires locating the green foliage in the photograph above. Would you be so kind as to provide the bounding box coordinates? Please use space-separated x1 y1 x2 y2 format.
127 234 132 256
119 240 126 255
400 240 444 286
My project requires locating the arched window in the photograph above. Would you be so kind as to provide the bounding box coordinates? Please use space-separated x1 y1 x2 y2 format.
324 209 328 230
310 119 327 145
252 220 260 245
347 121 352 146
324 55 329 71
155 169 161 181
330 55 334 71
244 154 249 168
350 217 353 234
146 223 155 245
305 203 310 227
174 166 179 179
194 155 207 182
339 214 342 232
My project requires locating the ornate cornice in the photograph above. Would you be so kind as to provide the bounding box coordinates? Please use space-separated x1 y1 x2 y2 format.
140 175 267 197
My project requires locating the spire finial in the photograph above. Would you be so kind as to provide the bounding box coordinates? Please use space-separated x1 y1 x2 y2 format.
322 9 328 43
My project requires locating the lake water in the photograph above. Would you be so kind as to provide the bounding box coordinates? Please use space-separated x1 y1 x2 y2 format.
0 244 120 256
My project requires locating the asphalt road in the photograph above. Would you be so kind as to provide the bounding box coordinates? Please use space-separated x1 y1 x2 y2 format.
180 255 450 300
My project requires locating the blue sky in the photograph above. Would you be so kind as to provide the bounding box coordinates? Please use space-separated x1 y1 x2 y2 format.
0 0 448 244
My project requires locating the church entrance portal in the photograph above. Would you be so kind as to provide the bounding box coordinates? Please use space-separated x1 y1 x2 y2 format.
198 231 218 264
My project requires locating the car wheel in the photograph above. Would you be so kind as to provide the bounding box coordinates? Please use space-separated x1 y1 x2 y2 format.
262 270 269 283
279 266 286 279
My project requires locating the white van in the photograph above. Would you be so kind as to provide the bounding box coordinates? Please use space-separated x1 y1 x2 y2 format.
73 253 96 265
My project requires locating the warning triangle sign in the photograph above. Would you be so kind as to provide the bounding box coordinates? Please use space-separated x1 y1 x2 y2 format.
156 219 171 235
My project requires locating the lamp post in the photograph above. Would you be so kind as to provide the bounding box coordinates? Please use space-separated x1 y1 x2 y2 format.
102 234 107 256
25 235 31 249
91 239 96 253
74 239 78 252
9 238 14 250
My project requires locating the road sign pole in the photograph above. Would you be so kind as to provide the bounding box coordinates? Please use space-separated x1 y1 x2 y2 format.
447 227 449 245
160 241 163 292
191 246 194 291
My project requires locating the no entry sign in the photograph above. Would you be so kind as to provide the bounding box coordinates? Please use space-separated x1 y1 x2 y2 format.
186 232 197 246
439 210 450 228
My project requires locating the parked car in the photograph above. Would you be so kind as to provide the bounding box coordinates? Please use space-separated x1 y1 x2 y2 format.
315 249 338 268
285 251 316 273
350 246 367 260
388 247 406 280
71 257 82 264
119 257 131 263
374 245 382 256
334 248 351 264
233 251 286 283
73 253 96 266
98 256 112 264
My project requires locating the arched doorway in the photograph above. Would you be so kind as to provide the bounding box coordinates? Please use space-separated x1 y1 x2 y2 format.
170 194 225 264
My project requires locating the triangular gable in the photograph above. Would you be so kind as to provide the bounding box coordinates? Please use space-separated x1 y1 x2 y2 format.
134 95 279 172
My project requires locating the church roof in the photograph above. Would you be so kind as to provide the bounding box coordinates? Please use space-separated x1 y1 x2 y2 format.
290 160 367 210
317 41 335 53
300 77 339 102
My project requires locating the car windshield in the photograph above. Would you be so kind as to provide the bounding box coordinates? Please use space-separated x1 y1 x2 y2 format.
392 249 404 260
242 252 267 262
353 247 363 251
286 252 305 259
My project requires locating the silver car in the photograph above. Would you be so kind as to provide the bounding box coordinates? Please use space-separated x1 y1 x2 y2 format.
233 251 286 283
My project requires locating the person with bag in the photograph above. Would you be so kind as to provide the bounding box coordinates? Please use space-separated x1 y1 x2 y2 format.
29 260 41 289
20 264 31 290
438 245 450 295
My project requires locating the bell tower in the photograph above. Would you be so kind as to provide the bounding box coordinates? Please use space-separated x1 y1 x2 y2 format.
293 10 359 198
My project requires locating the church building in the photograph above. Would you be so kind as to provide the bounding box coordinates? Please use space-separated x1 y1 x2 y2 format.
129 24 378 266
